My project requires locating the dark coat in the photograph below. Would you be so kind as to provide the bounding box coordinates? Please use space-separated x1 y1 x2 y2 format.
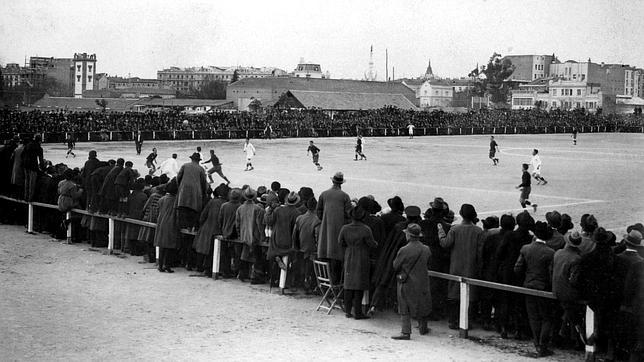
316 186 351 261
218 200 241 240
552 244 582 302
137 192 163 243
99 165 122 201
80 156 101 189
481 228 508 282
21 141 43 171
362 214 385 262
622 261 644 340
292 211 321 258
177 161 208 212
381 211 405 238
193 197 225 255
419 215 452 273
496 227 532 286
440 221 485 300
576 245 621 312
265 204 301 258
514 241 554 291
154 194 179 249
339 221 377 290
546 230 566 251
371 220 409 293
393 239 432 318
124 190 148 240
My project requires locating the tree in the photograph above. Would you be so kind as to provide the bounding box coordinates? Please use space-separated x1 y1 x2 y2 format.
194 80 227 99
95 99 108 112
469 53 515 105
230 69 240 83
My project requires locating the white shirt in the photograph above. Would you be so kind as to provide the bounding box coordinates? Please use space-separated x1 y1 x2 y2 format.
243 142 256 158
530 155 542 170
159 158 180 178
407 124 415 132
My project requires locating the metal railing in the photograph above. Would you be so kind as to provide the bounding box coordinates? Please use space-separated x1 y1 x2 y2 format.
0 194 597 360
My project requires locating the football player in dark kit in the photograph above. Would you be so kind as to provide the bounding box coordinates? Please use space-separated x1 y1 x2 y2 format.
489 136 499 165
516 163 537 212
307 140 323 171
354 135 367 161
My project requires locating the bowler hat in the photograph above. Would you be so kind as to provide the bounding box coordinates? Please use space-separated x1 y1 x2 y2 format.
404 223 423 238
459 204 478 222
430 197 447 210
545 211 562 228
286 191 300 206
190 152 201 161
624 230 643 248
357 197 374 214
350 206 367 221
627 223 644 235
516 211 535 229
331 172 345 184
404 206 421 218
387 196 405 213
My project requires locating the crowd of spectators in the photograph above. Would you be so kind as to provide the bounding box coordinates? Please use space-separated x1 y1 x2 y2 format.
0 133 643 360
1 107 643 138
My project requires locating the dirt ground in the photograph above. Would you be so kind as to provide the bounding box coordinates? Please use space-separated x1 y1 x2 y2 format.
0 224 584 361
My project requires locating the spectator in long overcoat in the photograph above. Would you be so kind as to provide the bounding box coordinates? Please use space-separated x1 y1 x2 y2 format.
316 172 352 281
218 188 242 278
154 179 179 273
99 158 124 215
623 260 644 362
137 183 165 263
193 183 229 277
514 221 556 357
552 231 584 349
419 197 452 320
495 210 534 338
292 198 321 292
235 187 264 281
10 138 24 198
339 206 377 320
391 223 432 340
266 191 302 285
115 161 137 217
21 135 44 202
176 153 208 229
80 150 100 191
381 196 405 238
439 203 485 329
123 179 148 254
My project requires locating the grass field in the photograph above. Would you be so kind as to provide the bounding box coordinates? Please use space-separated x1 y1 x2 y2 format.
43 133 644 234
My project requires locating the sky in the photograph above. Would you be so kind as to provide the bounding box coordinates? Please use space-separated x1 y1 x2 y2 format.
1 0 643 80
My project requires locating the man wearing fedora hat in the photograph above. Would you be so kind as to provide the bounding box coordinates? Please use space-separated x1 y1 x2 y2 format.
265 191 303 288
192 183 229 277
391 223 432 340
317 172 352 283
438 203 485 330
552 231 584 349
218 188 242 279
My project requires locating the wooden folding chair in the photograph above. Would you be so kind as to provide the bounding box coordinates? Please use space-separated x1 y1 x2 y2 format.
313 260 343 314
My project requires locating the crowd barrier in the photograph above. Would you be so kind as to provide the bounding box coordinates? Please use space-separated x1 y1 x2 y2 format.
2 124 643 144
0 194 598 361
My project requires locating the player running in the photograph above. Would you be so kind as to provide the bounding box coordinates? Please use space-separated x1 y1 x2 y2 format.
203 149 230 184
489 136 499 165
530 149 548 185
307 140 323 171
354 135 367 161
407 123 415 139
243 138 256 171
65 134 76 158
146 147 158 175
516 163 538 212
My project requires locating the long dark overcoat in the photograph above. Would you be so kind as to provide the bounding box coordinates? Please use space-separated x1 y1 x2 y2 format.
339 221 377 290
393 239 432 318
154 194 179 249
316 186 351 261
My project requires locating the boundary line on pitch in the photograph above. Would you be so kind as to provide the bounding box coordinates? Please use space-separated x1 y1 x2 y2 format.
476 200 604 216
255 169 598 203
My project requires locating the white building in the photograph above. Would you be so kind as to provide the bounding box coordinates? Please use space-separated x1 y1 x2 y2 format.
292 58 329 79
73 53 96 98
417 80 453 108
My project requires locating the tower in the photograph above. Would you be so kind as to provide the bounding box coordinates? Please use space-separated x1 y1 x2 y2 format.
74 53 96 98
364 45 377 81
424 59 434 80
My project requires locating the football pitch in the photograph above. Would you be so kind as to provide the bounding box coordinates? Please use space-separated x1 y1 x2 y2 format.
44 133 644 234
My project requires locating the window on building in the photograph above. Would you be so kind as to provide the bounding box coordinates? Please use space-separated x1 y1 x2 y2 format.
76 75 81 81
77 65 81 72
88 76 92 82
577 89 581 96
561 89 565 96
581 74 585 81
88 65 92 72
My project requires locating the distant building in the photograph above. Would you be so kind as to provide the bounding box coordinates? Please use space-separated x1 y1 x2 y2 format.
1 63 46 88
292 58 329 79
227 77 417 110
29 56 74 95
417 80 453 108
503 54 556 82
73 53 96 98
157 66 287 93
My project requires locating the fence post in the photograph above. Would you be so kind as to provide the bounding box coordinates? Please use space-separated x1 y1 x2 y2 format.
192 130 195 139
362 290 370 315
384 129 387 136
108 217 115 254
212 236 221 279
514 127 517 134
582 126 585 133
278 255 289 291
459 278 470 338
436 127 439 135
65 211 72 244
585 306 596 361
245 130 249 138
109 132 113 141
152 131 156 140
459 128 462 135
229 130 232 139
173 130 176 139
87 132 90 141
504 126 507 134
296 128 299 137
471 127 474 134
27 203 34 234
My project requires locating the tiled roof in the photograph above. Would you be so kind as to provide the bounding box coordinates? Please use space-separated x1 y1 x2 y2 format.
31 95 233 111
278 90 417 111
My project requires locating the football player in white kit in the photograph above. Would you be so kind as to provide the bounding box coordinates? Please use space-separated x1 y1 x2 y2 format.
243 137 256 171
530 149 548 185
